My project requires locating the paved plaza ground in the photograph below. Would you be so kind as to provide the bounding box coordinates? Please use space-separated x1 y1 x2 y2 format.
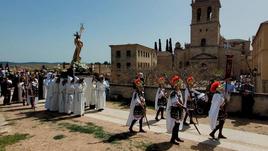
0 98 268 151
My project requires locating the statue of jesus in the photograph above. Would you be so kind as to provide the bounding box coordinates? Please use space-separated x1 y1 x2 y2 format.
71 24 85 65
72 32 83 64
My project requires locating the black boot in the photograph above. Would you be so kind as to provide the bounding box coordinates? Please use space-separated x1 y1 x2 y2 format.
183 112 190 126
209 124 220 139
170 122 179 145
175 123 184 142
160 108 165 119
129 120 137 133
218 120 227 139
155 109 160 121
189 111 195 124
139 118 146 133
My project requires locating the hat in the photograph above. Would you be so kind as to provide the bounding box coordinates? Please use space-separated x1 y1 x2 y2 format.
210 81 222 93
158 76 165 84
170 75 183 87
134 78 143 88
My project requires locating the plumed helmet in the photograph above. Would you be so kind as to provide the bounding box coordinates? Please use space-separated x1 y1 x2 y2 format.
134 78 143 88
170 75 183 88
187 76 194 83
210 81 222 93
158 76 165 84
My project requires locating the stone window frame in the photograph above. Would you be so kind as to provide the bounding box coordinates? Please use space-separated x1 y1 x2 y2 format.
126 62 131 69
116 63 121 69
126 50 131 57
116 50 121 58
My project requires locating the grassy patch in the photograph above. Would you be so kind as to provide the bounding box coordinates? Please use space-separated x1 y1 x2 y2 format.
58 122 111 140
0 133 29 151
53 134 65 140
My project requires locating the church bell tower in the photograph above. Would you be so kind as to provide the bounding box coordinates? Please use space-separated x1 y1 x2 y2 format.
190 0 221 47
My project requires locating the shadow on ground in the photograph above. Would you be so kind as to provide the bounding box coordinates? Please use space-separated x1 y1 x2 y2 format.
21 110 78 123
190 139 220 151
145 142 173 151
104 131 137 143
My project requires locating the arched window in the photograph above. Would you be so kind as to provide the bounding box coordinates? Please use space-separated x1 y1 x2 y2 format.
201 38 206 47
207 7 212 21
197 8 201 22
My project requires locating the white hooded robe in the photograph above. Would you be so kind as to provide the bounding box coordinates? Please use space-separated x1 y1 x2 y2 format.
96 81 106 110
58 79 66 113
65 77 75 114
73 81 86 116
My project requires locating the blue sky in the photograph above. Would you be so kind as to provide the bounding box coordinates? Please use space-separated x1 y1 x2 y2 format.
0 0 267 63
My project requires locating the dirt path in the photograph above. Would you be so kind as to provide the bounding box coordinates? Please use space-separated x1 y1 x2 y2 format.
0 98 232 151
106 101 268 135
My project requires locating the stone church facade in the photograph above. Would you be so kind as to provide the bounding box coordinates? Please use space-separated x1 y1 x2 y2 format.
171 0 251 78
111 0 251 84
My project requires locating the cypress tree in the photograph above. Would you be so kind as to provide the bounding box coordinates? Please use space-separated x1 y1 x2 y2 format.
159 39 162 52
166 39 169 52
154 42 158 50
169 38 173 53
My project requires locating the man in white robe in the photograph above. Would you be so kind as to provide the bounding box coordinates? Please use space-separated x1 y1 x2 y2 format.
166 75 184 145
96 76 106 111
18 79 24 103
84 76 93 108
155 77 167 121
181 76 201 129
50 77 60 112
43 72 52 99
65 76 75 114
209 81 227 139
27 77 39 110
73 78 86 116
44 73 53 110
126 78 146 133
58 78 67 113
90 78 97 109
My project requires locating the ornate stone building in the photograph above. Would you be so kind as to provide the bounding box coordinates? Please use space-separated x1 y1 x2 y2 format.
172 0 251 78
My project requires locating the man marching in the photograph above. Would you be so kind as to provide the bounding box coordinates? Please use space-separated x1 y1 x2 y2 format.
155 76 167 121
166 75 185 145
127 78 146 133
209 81 227 139
183 76 201 126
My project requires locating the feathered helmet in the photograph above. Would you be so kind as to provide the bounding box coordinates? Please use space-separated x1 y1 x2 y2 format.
134 78 143 88
187 76 194 83
210 81 223 93
158 76 165 85
170 75 183 88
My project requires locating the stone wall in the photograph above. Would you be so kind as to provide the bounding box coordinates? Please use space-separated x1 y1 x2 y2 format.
110 83 268 117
